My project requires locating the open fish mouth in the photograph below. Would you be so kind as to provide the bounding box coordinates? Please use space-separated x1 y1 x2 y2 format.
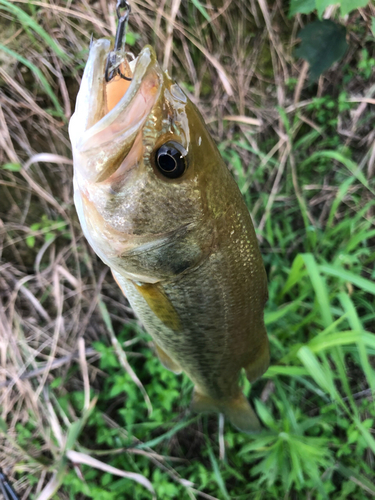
69 40 162 183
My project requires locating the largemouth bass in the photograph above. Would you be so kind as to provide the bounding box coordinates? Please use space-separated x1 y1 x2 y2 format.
69 38 269 433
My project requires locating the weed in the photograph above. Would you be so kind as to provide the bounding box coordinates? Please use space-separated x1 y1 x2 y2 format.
1 0 374 499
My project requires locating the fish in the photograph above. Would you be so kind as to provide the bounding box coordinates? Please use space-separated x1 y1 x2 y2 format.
69 38 269 433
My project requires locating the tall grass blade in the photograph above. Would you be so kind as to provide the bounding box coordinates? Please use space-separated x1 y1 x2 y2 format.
206 441 231 500
299 151 373 194
98 298 153 415
338 292 375 391
320 264 375 295
302 254 333 327
0 0 68 61
297 347 336 398
191 0 211 21
265 366 309 377
336 464 375 496
326 176 356 228
353 418 375 455
135 417 197 450
264 300 304 325
280 254 306 297
0 44 65 119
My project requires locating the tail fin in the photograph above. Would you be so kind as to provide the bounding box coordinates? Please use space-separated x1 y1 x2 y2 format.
191 390 261 434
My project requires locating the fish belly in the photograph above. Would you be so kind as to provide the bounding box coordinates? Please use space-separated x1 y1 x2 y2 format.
112 235 268 402
112 200 269 432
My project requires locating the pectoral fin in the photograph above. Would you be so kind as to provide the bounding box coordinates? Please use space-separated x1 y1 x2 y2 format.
154 343 182 374
191 389 261 433
132 281 181 331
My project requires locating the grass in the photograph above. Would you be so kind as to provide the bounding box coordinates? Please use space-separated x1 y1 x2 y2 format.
0 0 375 499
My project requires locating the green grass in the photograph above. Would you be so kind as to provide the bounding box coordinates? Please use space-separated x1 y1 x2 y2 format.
0 0 374 499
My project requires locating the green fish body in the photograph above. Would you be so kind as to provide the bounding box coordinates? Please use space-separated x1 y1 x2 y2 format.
69 40 269 432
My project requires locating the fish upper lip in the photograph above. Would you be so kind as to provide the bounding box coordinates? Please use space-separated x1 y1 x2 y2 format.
83 46 157 143
77 44 158 148
69 41 161 183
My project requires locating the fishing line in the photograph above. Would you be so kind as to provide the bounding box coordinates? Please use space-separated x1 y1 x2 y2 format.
0 468 20 500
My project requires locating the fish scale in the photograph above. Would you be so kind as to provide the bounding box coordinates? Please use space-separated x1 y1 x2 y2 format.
70 40 269 432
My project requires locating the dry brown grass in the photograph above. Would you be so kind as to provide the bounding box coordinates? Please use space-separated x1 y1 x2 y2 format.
1 0 374 498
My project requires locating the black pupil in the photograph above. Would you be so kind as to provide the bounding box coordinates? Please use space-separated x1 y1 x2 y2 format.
158 151 178 172
155 142 186 179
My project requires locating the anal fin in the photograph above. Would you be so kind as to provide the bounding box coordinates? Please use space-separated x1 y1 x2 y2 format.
244 336 270 383
191 389 261 434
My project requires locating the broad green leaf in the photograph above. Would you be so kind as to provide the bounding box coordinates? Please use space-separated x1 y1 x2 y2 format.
289 0 316 16
316 0 370 17
315 0 332 17
340 0 370 16
295 20 348 81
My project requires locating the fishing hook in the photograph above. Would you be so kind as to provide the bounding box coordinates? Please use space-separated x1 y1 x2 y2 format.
105 0 132 82
0 469 20 500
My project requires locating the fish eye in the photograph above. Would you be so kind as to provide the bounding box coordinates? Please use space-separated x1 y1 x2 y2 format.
155 141 187 179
